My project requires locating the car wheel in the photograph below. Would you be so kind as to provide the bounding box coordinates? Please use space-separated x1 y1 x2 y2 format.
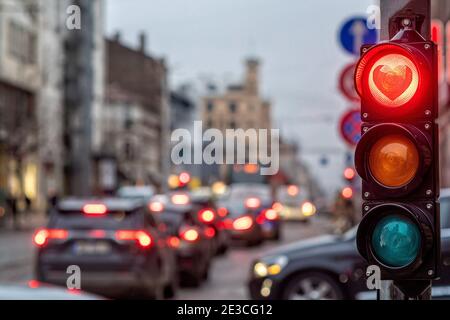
282 272 344 300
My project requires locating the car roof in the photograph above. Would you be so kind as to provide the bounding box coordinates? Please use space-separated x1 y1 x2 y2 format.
57 197 144 212
441 188 450 198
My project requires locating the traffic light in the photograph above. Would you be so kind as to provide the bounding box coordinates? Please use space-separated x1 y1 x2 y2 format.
343 167 356 181
354 28 440 282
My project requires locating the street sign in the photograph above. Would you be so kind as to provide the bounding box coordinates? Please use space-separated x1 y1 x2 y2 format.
339 17 378 55
339 108 361 147
338 63 359 102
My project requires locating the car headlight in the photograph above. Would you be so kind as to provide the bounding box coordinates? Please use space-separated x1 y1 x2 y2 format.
253 255 288 277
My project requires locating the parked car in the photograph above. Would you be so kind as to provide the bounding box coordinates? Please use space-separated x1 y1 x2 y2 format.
190 188 230 255
248 189 450 300
149 193 213 287
34 197 177 299
227 183 281 241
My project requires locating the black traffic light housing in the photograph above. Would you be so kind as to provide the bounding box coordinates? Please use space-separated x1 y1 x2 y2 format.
354 28 440 282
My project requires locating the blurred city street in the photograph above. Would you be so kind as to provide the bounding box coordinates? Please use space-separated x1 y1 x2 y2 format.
0 215 333 299
1 0 450 302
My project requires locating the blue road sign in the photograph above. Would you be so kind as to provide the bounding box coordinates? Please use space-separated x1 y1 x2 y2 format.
339 16 378 55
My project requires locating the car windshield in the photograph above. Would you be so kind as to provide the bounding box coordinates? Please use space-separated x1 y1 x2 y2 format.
117 186 154 199
228 184 272 201
52 210 139 230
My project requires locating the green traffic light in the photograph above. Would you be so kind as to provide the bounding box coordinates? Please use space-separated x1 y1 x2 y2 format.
371 215 421 268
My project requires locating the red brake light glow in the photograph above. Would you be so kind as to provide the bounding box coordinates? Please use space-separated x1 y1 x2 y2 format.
217 207 228 217
198 208 215 223
167 236 180 248
181 228 199 242
204 227 216 238
233 216 253 231
171 194 190 205
287 185 299 196
245 197 261 209
115 230 153 248
179 172 191 185
344 167 356 180
33 228 68 247
342 187 353 199
272 202 283 211
264 209 279 221
149 201 164 212
82 204 107 216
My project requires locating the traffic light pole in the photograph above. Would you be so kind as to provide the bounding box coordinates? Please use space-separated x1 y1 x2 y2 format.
378 0 433 301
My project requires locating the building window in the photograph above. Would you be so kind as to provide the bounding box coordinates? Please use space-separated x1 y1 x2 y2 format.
207 101 214 112
230 121 236 129
229 102 237 113
8 21 36 64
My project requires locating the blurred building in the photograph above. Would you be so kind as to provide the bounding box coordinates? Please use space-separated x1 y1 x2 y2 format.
431 0 450 188
0 0 66 210
201 58 271 134
200 58 272 181
101 33 169 190
63 0 105 197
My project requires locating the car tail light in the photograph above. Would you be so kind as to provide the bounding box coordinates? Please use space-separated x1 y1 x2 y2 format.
115 230 153 248
28 280 40 289
149 201 164 213
221 218 233 230
198 208 215 223
167 236 180 248
233 216 253 231
245 197 261 209
217 207 228 218
264 209 279 221
89 229 106 238
272 202 283 211
204 226 216 239
171 194 190 205
82 204 107 216
33 228 68 247
180 228 199 242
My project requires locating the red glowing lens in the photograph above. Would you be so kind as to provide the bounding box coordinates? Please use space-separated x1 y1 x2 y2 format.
199 208 215 223
245 197 261 209
368 54 418 107
83 204 107 216
233 216 253 231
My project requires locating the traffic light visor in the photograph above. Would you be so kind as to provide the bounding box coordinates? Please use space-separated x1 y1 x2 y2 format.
368 134 419 188
371 214 421 268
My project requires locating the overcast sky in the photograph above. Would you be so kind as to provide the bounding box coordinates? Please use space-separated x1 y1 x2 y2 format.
106 0 375 197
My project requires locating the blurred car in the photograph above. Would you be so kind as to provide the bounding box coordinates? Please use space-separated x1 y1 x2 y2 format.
34 197 177 299
190 188 230 255
275 185 316 222
227 183 281 241
248 189 450 300
149 193 213 287
0 282 102 300
117 185 156 203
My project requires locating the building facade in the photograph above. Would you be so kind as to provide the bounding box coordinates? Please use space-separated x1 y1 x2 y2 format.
101 33 169 190
200 58 272 181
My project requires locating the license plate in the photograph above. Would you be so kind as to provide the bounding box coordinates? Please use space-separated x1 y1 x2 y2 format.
74 241 111 255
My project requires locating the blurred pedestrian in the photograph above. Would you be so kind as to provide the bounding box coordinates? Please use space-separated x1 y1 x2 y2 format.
6 192 19 230
47 190 59 216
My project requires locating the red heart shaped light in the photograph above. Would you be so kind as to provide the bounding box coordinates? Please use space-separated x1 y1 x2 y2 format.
373 64 413 101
